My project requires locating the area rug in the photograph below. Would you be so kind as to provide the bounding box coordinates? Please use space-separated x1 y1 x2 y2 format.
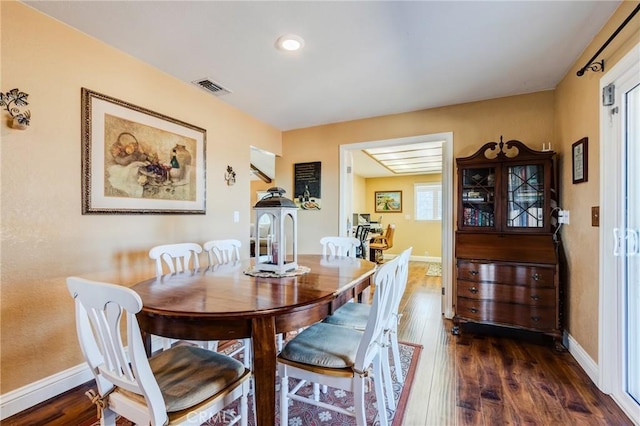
83 340 422 426
425 262 442 276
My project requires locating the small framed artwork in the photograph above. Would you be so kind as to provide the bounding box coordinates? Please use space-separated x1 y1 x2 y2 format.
572 137 588 184
294 161 322 210
81 88 206 214
375 191 403 213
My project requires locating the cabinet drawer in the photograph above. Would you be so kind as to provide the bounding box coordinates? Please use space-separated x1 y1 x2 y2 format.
457 261 555 287
456 297 556 330
456 280 556 306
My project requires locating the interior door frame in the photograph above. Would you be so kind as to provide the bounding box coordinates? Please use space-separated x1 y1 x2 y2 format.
599 43 640 423
339 132 454 318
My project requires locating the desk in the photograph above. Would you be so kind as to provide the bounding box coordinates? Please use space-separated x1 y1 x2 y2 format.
132 254 376 426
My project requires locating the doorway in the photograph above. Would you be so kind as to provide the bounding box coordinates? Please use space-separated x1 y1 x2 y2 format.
339 132 454 318
599 43 640 424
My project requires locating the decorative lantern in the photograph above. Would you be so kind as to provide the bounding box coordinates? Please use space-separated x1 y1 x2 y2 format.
253 187 298 274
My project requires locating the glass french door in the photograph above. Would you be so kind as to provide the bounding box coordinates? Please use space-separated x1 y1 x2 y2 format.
622 77 639 407
602 43 640 424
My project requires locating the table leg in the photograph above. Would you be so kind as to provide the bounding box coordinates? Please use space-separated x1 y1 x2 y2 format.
141 331 152 357
251 316 277 426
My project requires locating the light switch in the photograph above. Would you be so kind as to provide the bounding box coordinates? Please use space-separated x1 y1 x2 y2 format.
592 206 599 227
233 211 240 223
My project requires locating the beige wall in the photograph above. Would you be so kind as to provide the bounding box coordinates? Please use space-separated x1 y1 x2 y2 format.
554 1 640 361
280 91 555 255
365 174 442 258
250 179 274 222
352 174 367 214
1 1 281 393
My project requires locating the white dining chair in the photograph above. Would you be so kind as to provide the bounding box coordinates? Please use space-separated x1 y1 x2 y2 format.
148 242 202 276
322 246 413 410
148 243 210 351
277 256 400 426
320 236 361 258
203 239 242 265
203 239 252 369
66 276 251 426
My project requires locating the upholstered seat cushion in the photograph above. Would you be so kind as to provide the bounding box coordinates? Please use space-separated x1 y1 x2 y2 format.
278 322 364 369
369 240 389 249
323 302 371 330
147 345 246 412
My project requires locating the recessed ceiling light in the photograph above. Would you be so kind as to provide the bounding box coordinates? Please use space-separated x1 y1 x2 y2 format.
275 34 304 52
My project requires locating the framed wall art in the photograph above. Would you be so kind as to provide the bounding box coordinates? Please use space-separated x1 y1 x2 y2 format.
572 137 588 184
294 161 321 210
375 190 403 213
81 88 206 214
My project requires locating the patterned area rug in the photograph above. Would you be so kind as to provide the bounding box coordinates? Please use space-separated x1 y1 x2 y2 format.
83 340 422 426
425 262 442 276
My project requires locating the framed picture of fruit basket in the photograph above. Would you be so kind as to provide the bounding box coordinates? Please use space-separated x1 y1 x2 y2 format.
81 88 206 214
375 190 402 213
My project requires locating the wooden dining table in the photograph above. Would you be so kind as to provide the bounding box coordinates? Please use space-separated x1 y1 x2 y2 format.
132 254 376 426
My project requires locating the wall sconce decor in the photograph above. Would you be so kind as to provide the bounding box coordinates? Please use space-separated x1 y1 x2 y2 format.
225 165 236 185
1 88 31 129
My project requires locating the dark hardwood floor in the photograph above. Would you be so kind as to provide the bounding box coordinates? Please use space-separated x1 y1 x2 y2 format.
400 262 632 426
1 262 632 425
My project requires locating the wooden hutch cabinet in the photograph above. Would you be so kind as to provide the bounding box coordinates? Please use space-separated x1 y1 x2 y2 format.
453 138 563 348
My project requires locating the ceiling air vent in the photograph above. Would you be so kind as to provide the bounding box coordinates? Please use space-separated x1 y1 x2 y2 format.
192 78 232 97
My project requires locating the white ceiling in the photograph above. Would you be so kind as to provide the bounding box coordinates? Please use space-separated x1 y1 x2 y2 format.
25 1 619 133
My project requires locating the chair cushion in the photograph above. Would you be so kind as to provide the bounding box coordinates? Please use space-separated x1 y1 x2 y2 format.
278 322 363 369
323 302 371 330
369 240 388 249
149 345 246 412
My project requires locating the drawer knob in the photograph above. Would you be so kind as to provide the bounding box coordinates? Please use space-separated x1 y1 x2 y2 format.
531 295 540 301
469 270 479 276
469 307 478 313
531 316 540 322
468 287 478 294
532 273 542 281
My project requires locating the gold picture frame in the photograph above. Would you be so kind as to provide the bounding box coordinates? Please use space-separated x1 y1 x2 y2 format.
81 88 206 214
375 190 403 213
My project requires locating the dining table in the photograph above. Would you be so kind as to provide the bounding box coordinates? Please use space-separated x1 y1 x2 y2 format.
132 254 377 426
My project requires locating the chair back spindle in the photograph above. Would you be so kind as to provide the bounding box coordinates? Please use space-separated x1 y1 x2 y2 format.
203 239 242 266
320 236 361 257
148 243 202 276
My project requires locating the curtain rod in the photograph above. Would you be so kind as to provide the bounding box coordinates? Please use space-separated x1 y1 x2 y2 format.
577 3 640 76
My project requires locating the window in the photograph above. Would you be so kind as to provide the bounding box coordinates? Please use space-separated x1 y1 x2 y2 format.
415 182 442 221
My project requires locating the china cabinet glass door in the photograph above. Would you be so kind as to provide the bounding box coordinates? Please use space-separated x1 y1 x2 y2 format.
506 164 544 229
461 167 495 228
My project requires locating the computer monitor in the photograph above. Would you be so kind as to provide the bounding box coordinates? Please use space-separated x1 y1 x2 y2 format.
352 213 370 226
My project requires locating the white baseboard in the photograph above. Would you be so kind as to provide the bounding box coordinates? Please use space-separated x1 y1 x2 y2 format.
0 363 93 420
408 255 441 263
378 254 440 263
564 330 599 385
